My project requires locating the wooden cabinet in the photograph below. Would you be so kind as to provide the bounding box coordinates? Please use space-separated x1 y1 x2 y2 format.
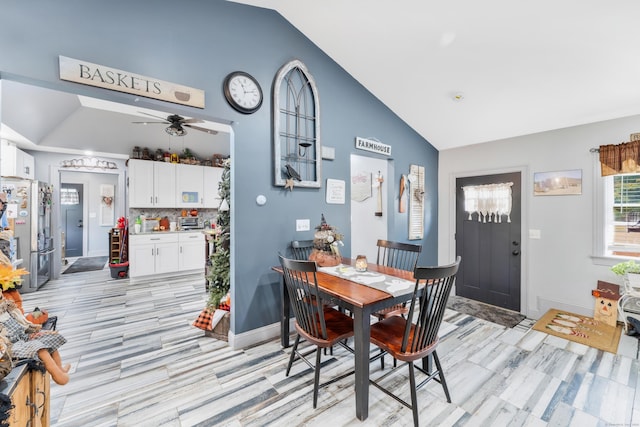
2 364 50 426
179 232 204 271
1 140 34 180
176 164 204 208
129 234 179 278
203 166 224 208
128 159 176 208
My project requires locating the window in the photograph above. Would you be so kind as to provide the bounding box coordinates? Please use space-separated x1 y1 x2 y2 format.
604 173 640 258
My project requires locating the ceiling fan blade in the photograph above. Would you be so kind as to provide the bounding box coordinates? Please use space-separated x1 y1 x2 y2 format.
182 118 205 124
138 111 170 121
131 121 168 124
184 124 218 135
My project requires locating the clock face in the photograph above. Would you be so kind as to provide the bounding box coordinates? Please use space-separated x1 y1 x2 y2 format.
223 72 263 114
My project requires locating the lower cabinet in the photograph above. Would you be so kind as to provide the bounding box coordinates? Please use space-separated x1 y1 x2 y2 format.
130 232 205 278
129 234 179 278
179 232 205 271
3 365 50 426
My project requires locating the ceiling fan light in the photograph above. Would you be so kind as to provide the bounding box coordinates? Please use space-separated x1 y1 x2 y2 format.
165 124 186 137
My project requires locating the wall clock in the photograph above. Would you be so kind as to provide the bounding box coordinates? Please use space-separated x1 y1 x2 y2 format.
223 71 263 114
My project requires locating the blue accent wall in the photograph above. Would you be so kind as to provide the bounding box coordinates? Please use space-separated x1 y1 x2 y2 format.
0 0 438 336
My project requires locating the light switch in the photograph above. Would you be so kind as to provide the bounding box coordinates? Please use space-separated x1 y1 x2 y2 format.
529 229 541 239
296 219 310 231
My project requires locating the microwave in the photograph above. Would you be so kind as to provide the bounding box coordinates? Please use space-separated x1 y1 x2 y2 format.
178 216 204 230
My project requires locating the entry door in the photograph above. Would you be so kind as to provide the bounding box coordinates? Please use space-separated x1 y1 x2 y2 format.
455 172 521 311
61 183 83 257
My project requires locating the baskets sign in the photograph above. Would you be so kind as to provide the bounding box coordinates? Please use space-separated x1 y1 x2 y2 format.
355 137 391 156
59 56 205 108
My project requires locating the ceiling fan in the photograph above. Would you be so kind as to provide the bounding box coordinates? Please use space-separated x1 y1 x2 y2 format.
132 112 218 136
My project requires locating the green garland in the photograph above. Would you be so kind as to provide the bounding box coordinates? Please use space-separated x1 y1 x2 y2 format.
207 159 231 308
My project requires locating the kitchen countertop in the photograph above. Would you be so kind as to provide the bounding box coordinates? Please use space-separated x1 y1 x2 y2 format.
130 229 206 235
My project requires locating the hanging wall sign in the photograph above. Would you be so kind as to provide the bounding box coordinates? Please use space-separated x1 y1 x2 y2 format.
355 137 392 156
59 56 205 108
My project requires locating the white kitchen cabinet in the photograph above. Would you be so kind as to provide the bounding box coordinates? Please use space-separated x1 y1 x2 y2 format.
1 140 34 179
128 159 176 208
179 232 204 271
176 163 204 208
129 234 180 278
203 166 224 208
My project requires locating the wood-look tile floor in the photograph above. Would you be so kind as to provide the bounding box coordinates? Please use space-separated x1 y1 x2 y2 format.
19 267 640 426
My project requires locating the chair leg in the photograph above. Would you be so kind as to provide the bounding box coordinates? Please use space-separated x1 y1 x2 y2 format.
313 347 322 408
286 334 301 376
432 351 451 403
380 349 385 370
408 361 419 427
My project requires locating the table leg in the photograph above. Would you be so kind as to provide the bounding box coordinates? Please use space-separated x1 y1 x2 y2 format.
353 306 370 420
280 277 290 348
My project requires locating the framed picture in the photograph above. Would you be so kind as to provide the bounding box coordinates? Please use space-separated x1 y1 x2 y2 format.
100 184 115 225
534 169 582 196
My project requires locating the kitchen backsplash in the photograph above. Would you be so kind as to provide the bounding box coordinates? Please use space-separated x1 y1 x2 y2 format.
129 208 218 227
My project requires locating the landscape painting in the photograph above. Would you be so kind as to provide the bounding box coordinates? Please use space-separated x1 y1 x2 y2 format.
534 169 582 196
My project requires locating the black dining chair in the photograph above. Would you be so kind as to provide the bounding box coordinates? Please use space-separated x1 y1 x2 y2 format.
373 240 422 320
368 257 461 427
278 255 355 408
290 239 314 260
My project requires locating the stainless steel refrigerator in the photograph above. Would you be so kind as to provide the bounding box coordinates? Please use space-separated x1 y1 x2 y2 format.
0 179 54 292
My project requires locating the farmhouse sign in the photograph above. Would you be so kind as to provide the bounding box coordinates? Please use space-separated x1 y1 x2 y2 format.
355 136 391 156
59 56 205 108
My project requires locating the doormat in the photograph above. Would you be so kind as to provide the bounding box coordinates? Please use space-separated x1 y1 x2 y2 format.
62 256 109 274
446 294 526 328
532 309 622 354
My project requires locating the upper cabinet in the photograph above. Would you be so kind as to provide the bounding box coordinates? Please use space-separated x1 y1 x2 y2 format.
128 159 176 208
176 164 204 208
1 140 34 180
128 160 223 209
203 166 224 208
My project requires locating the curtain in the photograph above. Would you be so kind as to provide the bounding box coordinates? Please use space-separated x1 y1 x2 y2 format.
599 140 640 176
462 182 513 223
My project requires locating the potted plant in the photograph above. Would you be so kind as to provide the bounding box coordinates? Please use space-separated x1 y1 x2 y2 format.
611 259 640 288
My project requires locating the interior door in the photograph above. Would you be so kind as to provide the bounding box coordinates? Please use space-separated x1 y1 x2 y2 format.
61 183 83 257
455 172 521 311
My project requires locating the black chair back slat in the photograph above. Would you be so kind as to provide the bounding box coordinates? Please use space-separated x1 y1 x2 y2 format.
401 257 461 354
291 240 314 261
279 255 327 340
376 239 422 272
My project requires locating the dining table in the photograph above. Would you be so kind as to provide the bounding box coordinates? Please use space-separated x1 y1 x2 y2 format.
273 258 418 421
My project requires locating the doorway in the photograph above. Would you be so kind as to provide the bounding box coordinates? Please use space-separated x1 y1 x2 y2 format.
61 183 83 258
455 172 522 311
350 154 389 261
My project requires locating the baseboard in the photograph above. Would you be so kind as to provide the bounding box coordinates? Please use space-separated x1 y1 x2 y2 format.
533 297 592 319
229 318 295 350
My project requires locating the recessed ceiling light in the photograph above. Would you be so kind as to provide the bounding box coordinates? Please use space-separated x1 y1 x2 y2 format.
452 92 464 102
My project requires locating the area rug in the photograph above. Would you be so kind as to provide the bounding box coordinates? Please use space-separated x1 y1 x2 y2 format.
532 308 622 354
446 294 526 328
62 256 109 274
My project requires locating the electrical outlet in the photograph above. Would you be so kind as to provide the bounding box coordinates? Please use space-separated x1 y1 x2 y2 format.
296 219 310 231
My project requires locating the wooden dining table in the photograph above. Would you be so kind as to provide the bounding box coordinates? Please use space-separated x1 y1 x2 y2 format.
274 258 416 421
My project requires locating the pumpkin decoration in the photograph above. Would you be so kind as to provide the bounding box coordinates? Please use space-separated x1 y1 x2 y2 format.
26 307 49 325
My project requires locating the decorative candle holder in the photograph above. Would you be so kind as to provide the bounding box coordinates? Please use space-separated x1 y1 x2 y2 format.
355 255 368 272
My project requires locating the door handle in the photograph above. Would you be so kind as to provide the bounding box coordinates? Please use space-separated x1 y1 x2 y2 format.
512 250 520 256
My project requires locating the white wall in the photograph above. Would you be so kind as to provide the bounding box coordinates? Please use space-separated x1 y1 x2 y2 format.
439 114 640 319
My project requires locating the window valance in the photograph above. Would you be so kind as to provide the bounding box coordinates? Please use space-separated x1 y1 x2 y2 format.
462 182 513 223
599 140 640 176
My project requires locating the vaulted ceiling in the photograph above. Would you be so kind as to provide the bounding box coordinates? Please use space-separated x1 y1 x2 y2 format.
231 0 640 150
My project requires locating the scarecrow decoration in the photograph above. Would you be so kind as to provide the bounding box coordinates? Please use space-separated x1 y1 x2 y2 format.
591 280 620 327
